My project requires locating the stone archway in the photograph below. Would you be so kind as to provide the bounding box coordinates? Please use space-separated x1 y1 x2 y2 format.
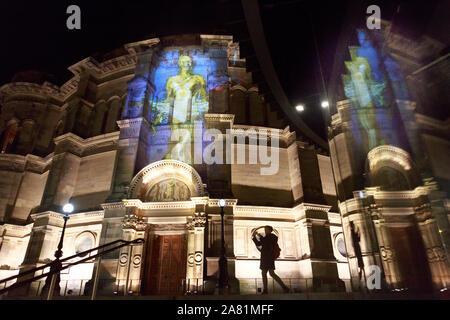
127 159 204 202
366 145 419 190
126 160 205 295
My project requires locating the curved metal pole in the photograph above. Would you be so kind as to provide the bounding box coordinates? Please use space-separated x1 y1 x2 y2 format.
241 0 328 150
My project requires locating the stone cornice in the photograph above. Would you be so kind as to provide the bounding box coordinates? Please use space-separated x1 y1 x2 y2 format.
204 113 235 124
54 132 119 156
409 53 449 77
124 38 161 54
208 199 238 208
117 117 148 129
0 35 236 105
30 210 104 228
123 199 196 210
200 34 234 48
0 223 33 238
67 54 137 79
416 114 450 132
371 187 432 200
339 185 443 217
229 125 296 147
294 203 332 213
234 205 291 216
0 82 63 104
0 153 53 173
0 53 136 104
101 202 125 210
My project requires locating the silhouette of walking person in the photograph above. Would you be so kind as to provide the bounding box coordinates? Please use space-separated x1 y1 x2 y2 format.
350 222 365 280
252 226 290 294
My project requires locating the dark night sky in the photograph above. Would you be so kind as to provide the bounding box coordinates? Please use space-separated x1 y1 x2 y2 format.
0 0 442 139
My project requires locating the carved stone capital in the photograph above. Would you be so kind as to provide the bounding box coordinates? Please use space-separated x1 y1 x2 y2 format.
187 212 206 229
122 214 146 231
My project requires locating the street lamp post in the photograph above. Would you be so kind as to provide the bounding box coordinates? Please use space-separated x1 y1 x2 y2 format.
217 199 229 294
41 203 73 299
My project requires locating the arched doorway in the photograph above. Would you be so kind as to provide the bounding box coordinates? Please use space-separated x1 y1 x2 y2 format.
366 145 433 292
128 160 204 295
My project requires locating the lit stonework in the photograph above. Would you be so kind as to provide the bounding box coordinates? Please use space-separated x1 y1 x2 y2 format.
0 29 448 297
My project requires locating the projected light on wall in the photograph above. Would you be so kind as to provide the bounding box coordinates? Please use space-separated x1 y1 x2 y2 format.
342 29 409 153
125 48 229 165
152 52 212 125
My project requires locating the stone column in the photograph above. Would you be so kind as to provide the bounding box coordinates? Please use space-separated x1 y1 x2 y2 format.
372 217 403 290
185 211 206 292
186 228 196 282
425 182 450 259
415 203 450 290
116 209 146 295
344 194 389 291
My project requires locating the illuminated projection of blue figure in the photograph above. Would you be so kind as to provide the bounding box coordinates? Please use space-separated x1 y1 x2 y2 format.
147 49 228 164
166 55 208 123
123 77 150 119
343 30 390 151
151 51 218 125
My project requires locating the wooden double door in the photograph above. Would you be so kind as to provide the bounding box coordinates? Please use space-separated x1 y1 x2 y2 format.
143 234 187 295
390 226 433 292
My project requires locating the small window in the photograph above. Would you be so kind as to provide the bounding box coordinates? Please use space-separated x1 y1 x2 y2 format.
74 232 95 257
335 233 347 258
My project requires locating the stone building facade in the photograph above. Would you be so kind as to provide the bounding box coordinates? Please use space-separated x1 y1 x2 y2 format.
0 31 448 296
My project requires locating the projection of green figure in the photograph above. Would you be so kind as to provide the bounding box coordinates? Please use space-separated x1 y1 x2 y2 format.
142 50 227 165
343 46 386 150
161 55 208 163
166 55 208 124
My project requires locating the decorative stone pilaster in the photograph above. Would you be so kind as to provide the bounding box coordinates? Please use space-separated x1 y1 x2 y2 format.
185 211 206 292
414 202 450 290
115 210 146 295
372 216 403 290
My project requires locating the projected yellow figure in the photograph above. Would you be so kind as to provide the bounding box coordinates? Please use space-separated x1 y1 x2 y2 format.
344 47 385 150
166 55 208 123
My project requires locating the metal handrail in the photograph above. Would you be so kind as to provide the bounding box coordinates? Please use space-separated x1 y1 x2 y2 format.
0 238 144 296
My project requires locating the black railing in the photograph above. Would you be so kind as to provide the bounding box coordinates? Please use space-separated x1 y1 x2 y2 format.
0 238 144 297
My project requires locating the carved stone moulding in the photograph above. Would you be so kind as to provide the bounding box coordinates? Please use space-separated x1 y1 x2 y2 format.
54 132 119 157
187 212 207 230
147 223 187 232
122 215 147 231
